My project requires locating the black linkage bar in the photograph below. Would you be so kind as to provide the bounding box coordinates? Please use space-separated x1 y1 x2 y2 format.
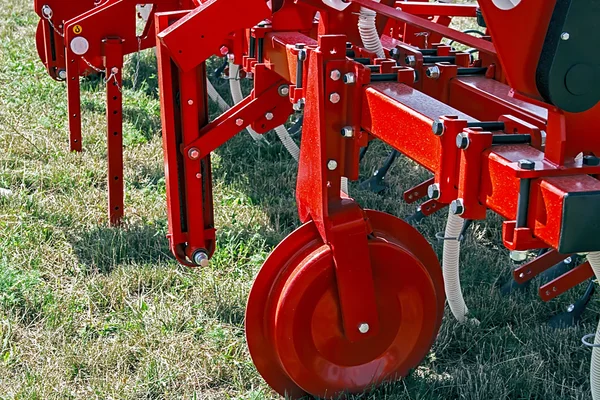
257 38 264 63
492 134 532 145
249 36 256 59
423 56 456 63
418 49 437 56
467 121 505 131
371 73 398 82
353 58 371 65
457 67 487 75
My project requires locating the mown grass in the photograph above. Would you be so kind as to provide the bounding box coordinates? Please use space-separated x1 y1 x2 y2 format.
0 0 597 399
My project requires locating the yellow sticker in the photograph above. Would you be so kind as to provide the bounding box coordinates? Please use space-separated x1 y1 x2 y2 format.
73 25 83 35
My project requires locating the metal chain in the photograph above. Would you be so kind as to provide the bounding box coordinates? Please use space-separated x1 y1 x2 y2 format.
41 9 64 38
104 67 122 93
81 56 105 74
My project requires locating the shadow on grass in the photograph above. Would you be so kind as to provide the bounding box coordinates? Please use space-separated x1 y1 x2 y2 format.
70 223 172 274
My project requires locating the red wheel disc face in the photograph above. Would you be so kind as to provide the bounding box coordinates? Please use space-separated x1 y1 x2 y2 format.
246 210 444 399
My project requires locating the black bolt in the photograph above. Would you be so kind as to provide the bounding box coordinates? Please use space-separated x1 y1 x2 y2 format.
456 132 470 149
583 155 600 166
432 120 445 136
518 159 536 170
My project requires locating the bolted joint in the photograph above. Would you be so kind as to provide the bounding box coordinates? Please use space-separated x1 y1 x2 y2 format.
517 159 536 170
405 55 416 67
341 126 354 138
192 250 210 267
188 148 200 160
235 118 244 127
358 323 370 334
329 92 341 104
425 66 441 79
343 72 356 85
327 160 338 171
561 32 570 41
57 69 67 80
432 120 445 136
277 85 290 97
456 132 470 149
330 69 342 81
450 199 465 215
265 112 274 121
41 5 53 18
427 183 441 200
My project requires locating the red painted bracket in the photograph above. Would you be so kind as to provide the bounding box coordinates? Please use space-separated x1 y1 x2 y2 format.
540 261 595 302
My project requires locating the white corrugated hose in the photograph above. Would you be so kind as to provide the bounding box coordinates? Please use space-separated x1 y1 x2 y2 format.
443 210 479 324
358 0 385 59
587 252 600 400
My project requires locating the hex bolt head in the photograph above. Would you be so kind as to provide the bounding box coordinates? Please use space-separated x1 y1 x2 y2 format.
405 55 416 67
341 126 354 138
327 160 338 170
187 99 194 106
583 155 600 166
235 118 244 127
432 120 445 136
567 304 575 313
343 72 356 85
278 85 290 97
358 323 370 334
193 250 209 267
450 199 465 215
188 148 200 160
265 112 274 121
219 46 229 55
426 66 441 79
57 69 67 80
428 183 441 200
517 159 536 170
456 132 470 149
561 32 570 41
330 70 342 81
329 93 341 104
390 48 400 58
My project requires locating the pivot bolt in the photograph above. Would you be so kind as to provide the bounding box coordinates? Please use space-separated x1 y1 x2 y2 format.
235 118 244 126
358 323 370 334
278 85 290 97
341 126 354 138
405 55 416 67
265 112 274 121
41 5 53 18
432 120 445 136
450 199 465 215
329 93 341 104
456 132 470 149
583 155 600 166
188 148 200 160
428 183 441 200
426 66 440 79
193 250 210 267
561 32 570 41
327 160 338 170
518 159 536 170
57 69 67 80
343 72 356 85
330 70 342 81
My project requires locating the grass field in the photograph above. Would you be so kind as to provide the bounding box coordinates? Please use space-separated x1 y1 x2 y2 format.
0 1 598 399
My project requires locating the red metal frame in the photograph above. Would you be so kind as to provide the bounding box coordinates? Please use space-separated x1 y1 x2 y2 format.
34 0 600 397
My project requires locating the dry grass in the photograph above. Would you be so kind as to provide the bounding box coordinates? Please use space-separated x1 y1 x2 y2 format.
0 0 597 399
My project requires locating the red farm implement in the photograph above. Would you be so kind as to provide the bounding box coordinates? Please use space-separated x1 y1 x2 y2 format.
34 0 600 398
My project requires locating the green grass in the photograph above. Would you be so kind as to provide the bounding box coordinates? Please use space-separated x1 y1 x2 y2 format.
0 0 597 399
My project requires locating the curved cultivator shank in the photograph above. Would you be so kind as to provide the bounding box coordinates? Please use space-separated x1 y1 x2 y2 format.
33 0 600 398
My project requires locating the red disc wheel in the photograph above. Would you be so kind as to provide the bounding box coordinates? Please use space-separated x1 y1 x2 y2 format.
246 210 445 399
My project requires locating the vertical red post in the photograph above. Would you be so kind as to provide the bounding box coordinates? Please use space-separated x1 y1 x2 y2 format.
65 48 82 152
103 38 124 226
